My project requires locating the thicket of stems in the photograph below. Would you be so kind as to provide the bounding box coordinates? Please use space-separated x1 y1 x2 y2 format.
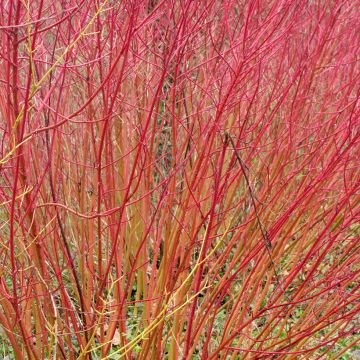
0 0 359 358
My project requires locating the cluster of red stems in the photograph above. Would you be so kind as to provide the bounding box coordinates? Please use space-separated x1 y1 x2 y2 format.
0 0 359 358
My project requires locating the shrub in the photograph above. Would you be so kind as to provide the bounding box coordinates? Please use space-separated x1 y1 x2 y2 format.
0 0 359 358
